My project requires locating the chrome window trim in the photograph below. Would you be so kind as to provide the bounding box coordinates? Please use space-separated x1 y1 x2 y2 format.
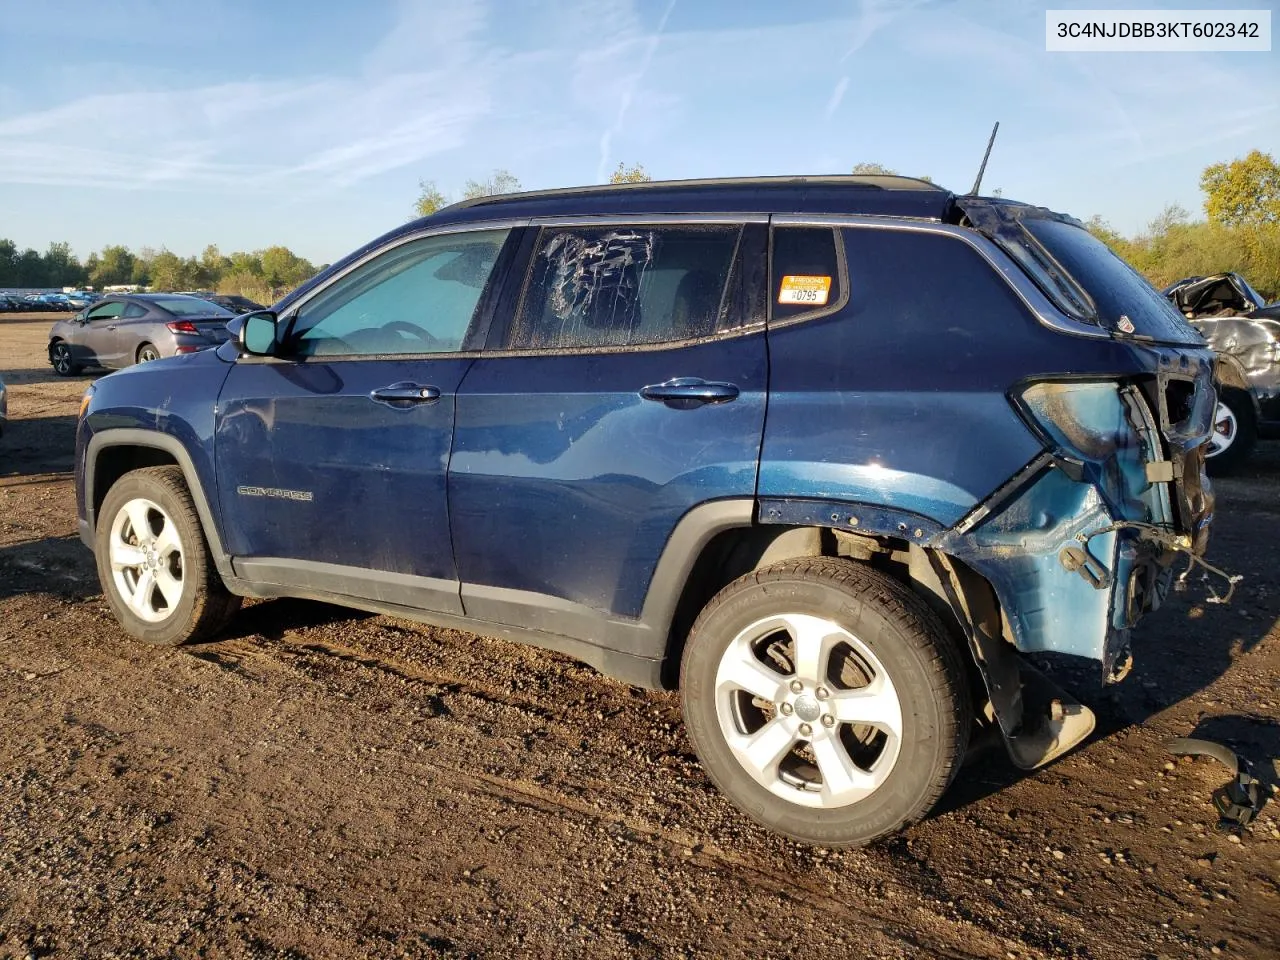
770 213 1114 341
527 212 769 227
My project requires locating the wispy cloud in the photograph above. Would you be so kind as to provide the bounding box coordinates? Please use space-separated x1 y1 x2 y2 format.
593 0 678 183
0 0 495 193
824 76 850 118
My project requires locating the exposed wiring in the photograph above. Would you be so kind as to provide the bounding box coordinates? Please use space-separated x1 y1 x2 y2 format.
1075 521 1242 605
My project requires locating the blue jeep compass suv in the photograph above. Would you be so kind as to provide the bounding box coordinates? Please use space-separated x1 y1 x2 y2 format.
75 176 1216 846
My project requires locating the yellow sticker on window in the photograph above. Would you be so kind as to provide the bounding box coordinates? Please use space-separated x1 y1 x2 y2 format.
778 275 831 306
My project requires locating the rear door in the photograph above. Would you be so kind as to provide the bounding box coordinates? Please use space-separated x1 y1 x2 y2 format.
448 218 769 635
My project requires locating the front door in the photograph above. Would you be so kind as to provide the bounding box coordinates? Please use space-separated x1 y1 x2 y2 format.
449 220 769 636
214 227 516 614
75 299 128 367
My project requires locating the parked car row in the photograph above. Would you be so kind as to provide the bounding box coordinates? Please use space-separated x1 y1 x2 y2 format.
0 291 101 312
1163 272 1280 472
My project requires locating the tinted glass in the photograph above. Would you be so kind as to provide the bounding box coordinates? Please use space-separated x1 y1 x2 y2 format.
509 225 740 350
772 228 842 322
291 229 510 358
1022 218 1203 345
153 298 234 318
123 303 148 318
87 301 125 321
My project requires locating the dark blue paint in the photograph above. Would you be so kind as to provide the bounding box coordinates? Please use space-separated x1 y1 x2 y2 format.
449 334 767 618
213 356 471 582
73 179 1218 678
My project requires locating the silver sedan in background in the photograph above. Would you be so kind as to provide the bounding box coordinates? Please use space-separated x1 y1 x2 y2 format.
48 294 237 376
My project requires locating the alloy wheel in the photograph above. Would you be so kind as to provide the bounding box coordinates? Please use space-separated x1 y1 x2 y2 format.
51 343 73 375
714 613 903 809
1206 399 1237 458
108 497 185 623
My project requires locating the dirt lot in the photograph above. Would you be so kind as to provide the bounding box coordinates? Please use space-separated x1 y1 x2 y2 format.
1 312 1278 959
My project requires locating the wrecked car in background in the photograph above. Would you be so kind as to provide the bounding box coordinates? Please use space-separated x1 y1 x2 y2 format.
75 176 1220 847
1165 272 1280 471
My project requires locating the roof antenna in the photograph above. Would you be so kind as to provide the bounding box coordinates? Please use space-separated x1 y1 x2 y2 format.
968 121 1000 196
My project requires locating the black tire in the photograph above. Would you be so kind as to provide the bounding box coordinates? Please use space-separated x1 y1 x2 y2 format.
136 342 161 364
680 557 971 847
95 466 241 646
49 341 82 376
1205 390 1256 476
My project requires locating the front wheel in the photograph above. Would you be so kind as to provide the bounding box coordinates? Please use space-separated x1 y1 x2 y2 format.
1205 391 1256 475
49 341 82 376
95 466 241 646
681 557 971 847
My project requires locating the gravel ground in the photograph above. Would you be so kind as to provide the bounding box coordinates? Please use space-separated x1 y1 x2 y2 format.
1 313 1278 959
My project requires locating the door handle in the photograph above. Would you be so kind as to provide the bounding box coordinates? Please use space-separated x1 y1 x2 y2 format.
639 378 740 409
370 382 442 407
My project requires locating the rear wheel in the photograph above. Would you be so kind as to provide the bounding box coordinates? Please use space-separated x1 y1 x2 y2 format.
681 557 971 847
49 341 81 376
136 343 161 364
1205 391 1256 475
95 466 241 646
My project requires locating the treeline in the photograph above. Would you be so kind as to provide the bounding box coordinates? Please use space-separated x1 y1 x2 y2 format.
0 239 322 302
1088 213 1280 301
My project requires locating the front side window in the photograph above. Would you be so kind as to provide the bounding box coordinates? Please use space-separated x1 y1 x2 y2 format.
87 301 126 321
289 229 510 358
508 225 741 351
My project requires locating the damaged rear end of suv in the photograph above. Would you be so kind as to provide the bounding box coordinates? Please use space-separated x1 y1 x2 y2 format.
913 197 1220 771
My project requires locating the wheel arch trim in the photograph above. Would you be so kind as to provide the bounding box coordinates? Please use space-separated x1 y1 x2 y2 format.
84 429 233 579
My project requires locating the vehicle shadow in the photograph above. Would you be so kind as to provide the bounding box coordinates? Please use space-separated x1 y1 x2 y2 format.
0 367 103 387
934 441 1280 821
0 414 80 477
215 597 374 644
0 535 96 601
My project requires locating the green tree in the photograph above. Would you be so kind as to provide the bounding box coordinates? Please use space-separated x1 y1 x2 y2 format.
201 244 231 284
259 246 315 290
609 162 652 184
91 245 137 287
850 162 896 175
1200 150 1280 226
44 241 85 286
414 179 448 217
462 169 521 200
0 238 17 286
14 249 47 287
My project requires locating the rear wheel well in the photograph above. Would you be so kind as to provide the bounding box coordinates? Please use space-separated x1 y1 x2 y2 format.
661 524 989 701
91 445 180 528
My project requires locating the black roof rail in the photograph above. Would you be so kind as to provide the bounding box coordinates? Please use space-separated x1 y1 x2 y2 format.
440 174 946 214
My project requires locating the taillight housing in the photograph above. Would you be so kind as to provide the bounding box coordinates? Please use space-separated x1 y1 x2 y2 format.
166 320 198 334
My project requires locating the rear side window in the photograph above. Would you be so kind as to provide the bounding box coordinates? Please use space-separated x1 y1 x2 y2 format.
123 303 148 318
771 227 845 323
508 225 741 351
153 298 233 317
1020 218 1203 345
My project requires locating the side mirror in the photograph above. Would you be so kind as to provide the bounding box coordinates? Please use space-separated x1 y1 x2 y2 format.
236 310 278 356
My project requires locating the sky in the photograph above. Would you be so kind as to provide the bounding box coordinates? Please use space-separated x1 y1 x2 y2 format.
0 0 1276 264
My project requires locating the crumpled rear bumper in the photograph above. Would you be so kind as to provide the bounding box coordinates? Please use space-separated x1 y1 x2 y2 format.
936 362 1215 676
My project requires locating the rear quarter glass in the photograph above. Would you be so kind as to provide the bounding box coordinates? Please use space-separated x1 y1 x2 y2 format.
1022 219 1204 346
